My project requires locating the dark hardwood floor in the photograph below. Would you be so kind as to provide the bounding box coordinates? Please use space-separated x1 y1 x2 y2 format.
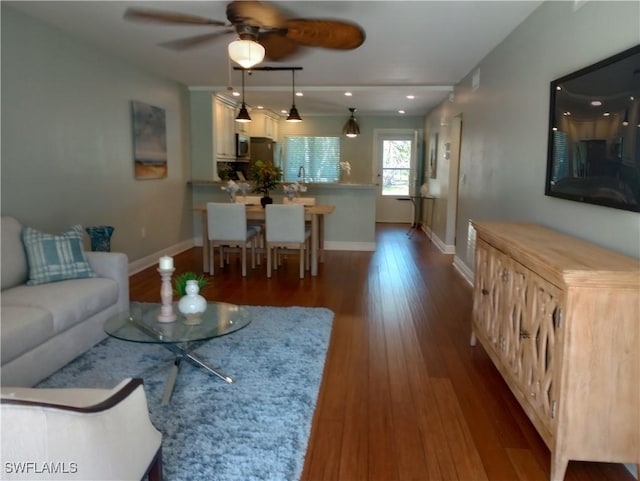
129 224 635 481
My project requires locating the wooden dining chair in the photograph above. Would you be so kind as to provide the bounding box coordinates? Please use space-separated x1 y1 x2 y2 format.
206 202 258 276
265 204 311 279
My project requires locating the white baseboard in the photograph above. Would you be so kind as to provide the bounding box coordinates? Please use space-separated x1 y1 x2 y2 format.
453 255 474 286
128 239 195 275
424 227 455 254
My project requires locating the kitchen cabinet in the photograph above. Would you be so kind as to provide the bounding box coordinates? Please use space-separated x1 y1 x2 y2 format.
249 110 279 140
471 221 639 481
214 96 238 160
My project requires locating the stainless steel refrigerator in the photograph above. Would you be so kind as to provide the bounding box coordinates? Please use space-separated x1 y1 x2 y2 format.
250 137 282 168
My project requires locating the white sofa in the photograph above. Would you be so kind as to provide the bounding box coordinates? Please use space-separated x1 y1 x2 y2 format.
1 216 129 386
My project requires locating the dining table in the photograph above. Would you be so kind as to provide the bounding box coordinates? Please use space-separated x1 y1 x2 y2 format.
194 203 335 276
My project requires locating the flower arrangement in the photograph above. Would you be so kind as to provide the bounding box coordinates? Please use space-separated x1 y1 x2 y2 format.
250 160 282 197
282 181 308 200
221 179 250 201
174 272 208 297
340 161 352 177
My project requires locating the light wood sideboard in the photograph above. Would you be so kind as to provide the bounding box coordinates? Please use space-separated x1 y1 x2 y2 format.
470 221 639 481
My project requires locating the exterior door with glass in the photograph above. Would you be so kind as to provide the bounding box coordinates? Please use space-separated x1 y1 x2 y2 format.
373 129 419 223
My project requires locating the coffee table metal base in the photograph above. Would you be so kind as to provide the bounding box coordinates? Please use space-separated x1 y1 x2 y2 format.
161 342 233 405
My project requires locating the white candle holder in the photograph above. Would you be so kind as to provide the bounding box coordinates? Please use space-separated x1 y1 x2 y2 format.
157 268 177 323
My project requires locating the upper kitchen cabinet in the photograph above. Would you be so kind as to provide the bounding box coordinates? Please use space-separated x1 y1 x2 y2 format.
249 110 279 141
214 95 238 160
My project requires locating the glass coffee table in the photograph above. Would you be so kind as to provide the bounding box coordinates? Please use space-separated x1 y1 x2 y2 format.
104 301 251 405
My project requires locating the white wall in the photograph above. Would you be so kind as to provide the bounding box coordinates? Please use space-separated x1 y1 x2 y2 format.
1 6 193 264
426 1 640 266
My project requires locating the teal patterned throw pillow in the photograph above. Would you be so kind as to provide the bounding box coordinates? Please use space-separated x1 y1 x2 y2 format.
22 225 96 285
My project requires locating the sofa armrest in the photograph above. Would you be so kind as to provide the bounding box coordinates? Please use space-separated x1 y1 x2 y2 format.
86 251 129 312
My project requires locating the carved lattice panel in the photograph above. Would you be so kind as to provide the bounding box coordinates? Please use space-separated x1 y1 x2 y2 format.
473 241 509 350
517 271 562 432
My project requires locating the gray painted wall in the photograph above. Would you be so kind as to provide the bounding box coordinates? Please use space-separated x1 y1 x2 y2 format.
426 1 640 265
1 6 193 264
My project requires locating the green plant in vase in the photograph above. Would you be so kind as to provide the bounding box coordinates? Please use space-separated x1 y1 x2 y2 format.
174 272 208 297
250 159 282 206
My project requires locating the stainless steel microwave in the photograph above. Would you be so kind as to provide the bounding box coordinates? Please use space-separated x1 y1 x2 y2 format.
236 133 250 159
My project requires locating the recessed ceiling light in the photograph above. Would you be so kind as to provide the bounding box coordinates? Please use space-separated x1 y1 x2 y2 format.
591 100 602 106
281 109 288 114
344 92 352 97
552 127 558 131
406 95 415 99
296 92 303 97
603 112 610 116
232 91 240 97
257 105 264 109
398 110 405 114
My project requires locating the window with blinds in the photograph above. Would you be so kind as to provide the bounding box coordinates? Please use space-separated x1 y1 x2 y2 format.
283 136 340 183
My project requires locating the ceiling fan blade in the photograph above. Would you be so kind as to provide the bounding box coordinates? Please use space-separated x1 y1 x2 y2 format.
124 8 227 26
285 19 365 50
226 1 287 29
259 31 301 61
160 30 234 50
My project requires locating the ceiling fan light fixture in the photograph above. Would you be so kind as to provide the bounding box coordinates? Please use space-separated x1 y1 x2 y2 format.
343 108 360 137
228 38 265 69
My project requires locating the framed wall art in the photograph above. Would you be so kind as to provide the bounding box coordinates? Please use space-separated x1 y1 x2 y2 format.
429 132 438 179
131 100 167 180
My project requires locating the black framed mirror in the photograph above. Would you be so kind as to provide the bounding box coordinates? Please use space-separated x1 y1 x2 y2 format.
545 44 640 212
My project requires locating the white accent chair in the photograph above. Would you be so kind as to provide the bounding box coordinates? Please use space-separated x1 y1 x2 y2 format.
0 378 162 481
206 202 258 276
265 204 311 279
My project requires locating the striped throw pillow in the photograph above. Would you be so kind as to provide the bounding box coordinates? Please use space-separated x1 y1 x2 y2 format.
22 225 96 285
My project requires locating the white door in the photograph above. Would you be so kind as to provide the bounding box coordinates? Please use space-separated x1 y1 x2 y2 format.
373 129 419 223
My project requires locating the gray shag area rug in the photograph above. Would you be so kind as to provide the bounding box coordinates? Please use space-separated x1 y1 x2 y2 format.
38 306 334 481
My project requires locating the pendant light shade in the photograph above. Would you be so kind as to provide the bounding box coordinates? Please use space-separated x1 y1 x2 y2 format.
236 103 251 123
235 69 251 123
286 70 303 123
228 39 265 69
343 108 360 137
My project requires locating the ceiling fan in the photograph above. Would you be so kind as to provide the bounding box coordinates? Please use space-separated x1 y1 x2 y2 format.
124 1 366 63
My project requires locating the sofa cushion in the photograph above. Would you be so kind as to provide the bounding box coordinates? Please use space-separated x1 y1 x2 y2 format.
1 277 118 334
1 217 28 291
0 306 54 364
22 225 96 286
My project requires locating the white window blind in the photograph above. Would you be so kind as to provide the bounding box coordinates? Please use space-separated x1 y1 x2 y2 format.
284 136 340 183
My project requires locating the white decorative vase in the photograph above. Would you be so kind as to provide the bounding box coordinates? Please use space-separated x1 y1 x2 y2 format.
178 280 207 325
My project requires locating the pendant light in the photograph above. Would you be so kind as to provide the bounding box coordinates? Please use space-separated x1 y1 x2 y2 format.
343 107 360 137
236 69 251 123
286 69 303 123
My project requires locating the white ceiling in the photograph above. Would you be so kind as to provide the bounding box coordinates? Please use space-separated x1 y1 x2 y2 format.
7 1 543 117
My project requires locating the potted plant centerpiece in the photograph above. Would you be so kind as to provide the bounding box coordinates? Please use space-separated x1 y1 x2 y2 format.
250 159 282 207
